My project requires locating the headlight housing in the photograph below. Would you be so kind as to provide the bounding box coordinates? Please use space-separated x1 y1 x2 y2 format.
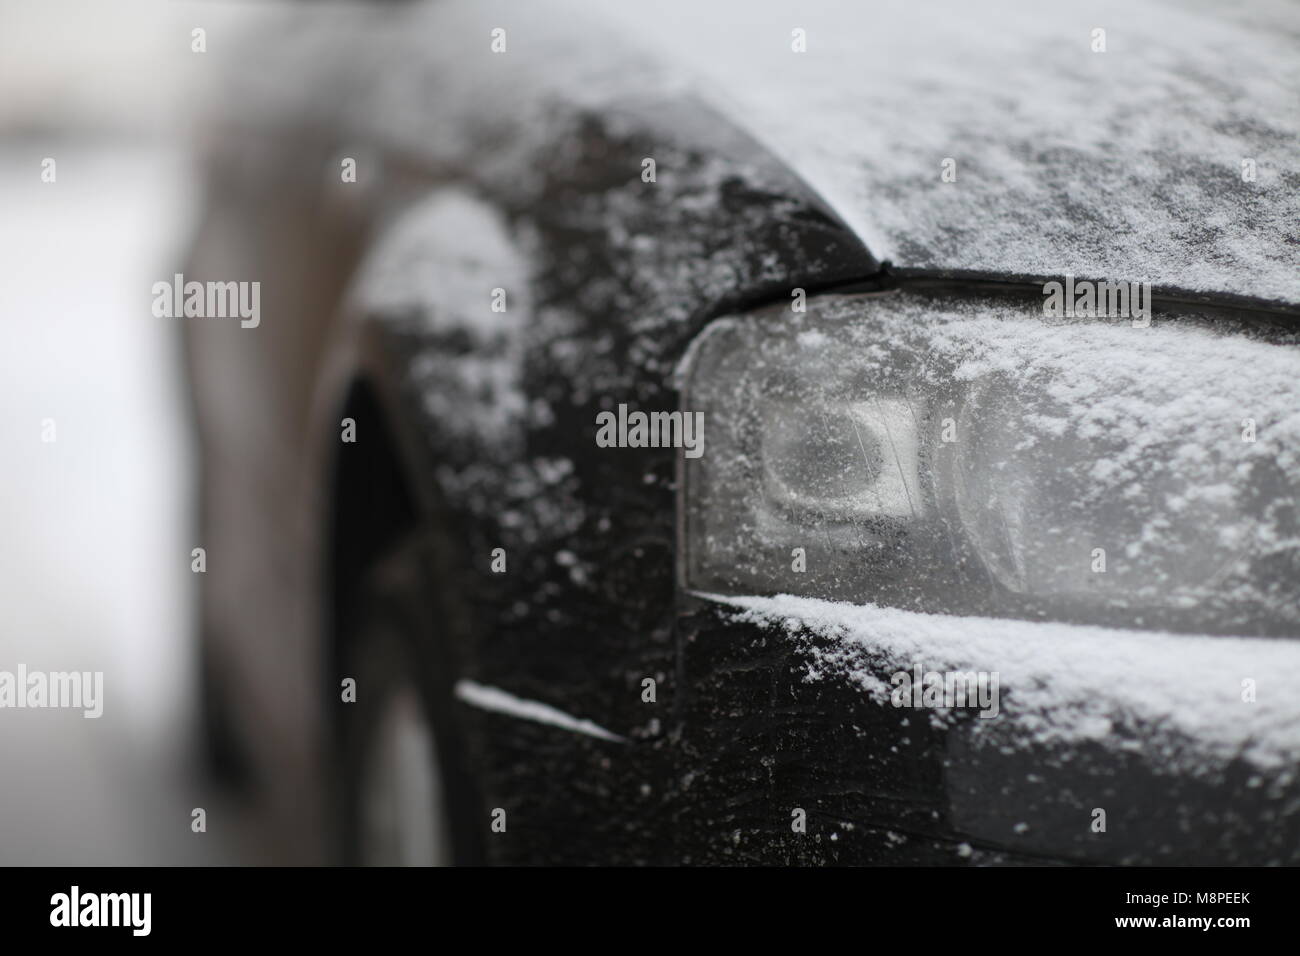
680 292 1300 637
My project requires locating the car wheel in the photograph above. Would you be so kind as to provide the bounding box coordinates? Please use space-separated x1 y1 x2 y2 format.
337 538 478 866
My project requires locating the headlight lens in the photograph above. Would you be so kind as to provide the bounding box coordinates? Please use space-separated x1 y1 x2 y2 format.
759 397 923 520
681 293 1300 636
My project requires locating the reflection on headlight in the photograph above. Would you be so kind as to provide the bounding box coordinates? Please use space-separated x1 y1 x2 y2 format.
760 398 923 520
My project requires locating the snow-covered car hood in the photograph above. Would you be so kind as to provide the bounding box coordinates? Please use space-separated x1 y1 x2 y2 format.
219 0 1299 305
599 0 1300 306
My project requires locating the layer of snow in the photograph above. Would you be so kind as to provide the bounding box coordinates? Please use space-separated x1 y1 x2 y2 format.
351 189 533 447
705 592 1300 773
599 0 1300 302
208 0 1300 311
454 680 626 743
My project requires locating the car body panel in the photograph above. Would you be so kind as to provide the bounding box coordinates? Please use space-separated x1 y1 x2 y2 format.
185 0 877 863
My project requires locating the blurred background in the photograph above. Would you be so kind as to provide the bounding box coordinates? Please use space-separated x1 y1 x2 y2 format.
0 0 277 864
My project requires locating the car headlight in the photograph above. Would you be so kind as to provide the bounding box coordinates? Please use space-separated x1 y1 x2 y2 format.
680 292 1300 637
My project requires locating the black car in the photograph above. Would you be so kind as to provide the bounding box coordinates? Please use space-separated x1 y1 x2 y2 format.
184 0 1300 865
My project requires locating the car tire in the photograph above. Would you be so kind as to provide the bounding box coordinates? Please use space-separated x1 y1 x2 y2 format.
336 536 482 866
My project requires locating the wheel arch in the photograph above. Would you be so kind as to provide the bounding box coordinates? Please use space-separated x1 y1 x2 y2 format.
323 372 420 700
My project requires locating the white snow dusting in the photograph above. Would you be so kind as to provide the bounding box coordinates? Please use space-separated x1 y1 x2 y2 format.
220 1 1300 303
599 0 1300 303
704 591 1300 773
454 680 626 743
351 189 533 447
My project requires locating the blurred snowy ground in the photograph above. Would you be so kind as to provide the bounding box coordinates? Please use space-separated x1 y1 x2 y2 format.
0 0 273 864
